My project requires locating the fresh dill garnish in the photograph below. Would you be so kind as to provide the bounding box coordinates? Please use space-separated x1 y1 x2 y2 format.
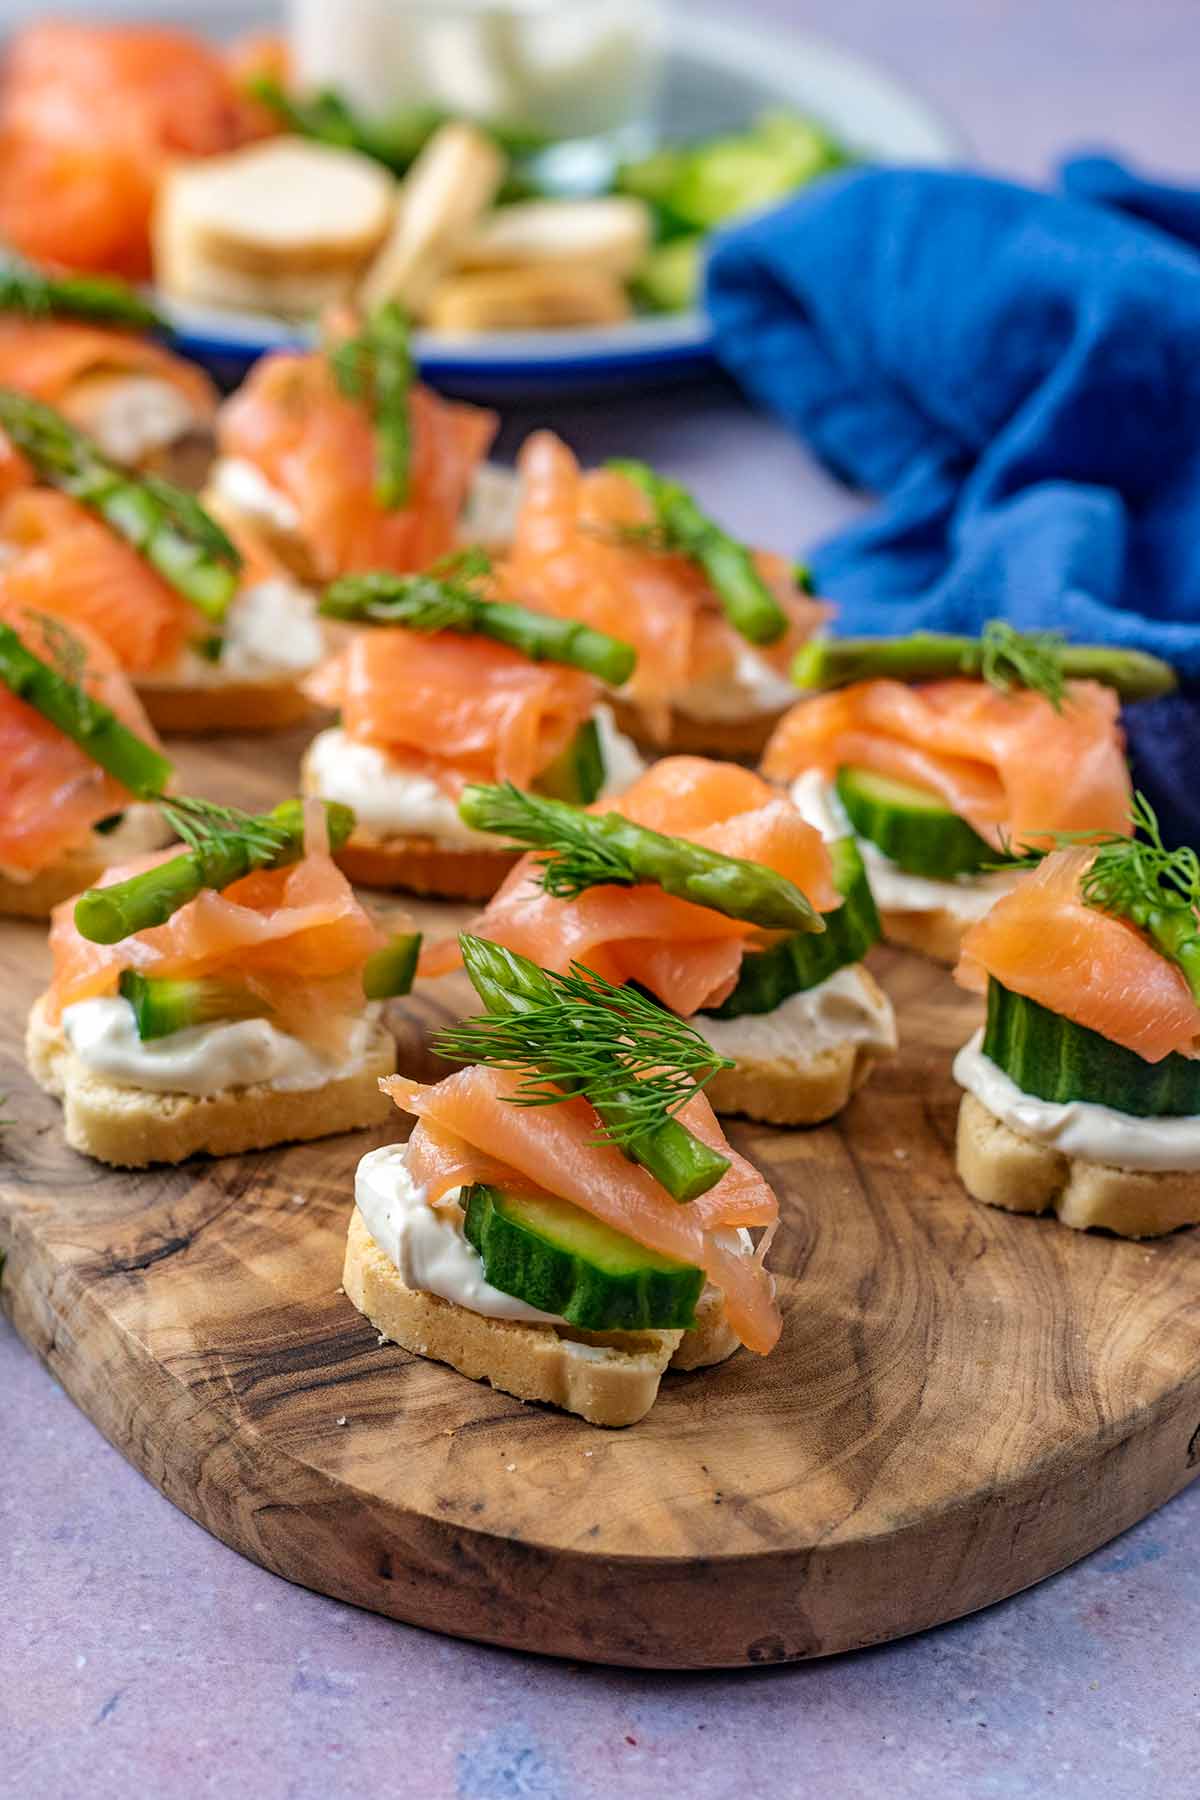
157 795 293 865
328 302 414 507
435 958 733 1151
978 620 1068 710
461 782 638 898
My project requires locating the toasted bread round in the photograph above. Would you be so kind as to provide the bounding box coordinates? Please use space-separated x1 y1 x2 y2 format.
878 905 971 967
332 829 517 900
343 1209 738 1427
0 842 108 919
956 1090 1200 1238
26 994 395 1169
425 264 631 333
457 196 652 278
609 696 787 762
137 676 315 736
707 1036 884 1127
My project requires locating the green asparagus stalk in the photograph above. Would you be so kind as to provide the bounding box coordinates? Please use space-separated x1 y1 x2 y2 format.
454 935 732 1203
0 619 173 797
320 565 638 685
362 931 423 1000
458 782 824 934
607 457 789 646
74 797 355 945
0 265 163 330
0 391 241 619
327 303 413 507
792 631 1178 702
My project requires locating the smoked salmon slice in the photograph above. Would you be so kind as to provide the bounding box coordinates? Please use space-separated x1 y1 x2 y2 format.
304 627 598 789
0 490 194 675
498 432 825 738
0 317 216 436
421 756 839 1016
957 847 1200 1063
0 605 161 876
218 350 497 581
47 847 384 1051
0 22 268 280
384 1065 782 1353
763 677 1133 851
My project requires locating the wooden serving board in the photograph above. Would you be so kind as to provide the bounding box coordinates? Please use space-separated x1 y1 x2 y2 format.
3 728 1200 1671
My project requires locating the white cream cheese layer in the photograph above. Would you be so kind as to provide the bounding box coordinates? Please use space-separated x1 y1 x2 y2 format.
354 1145 567 1324
66 375 201 466
694 963 898 1063
305 704 644 844
674 643 797 724
789 773 1020 922
61 996 379 1098
210 456 302 537
160 577 325 687
954 1030 1200 1171
458 461 520 548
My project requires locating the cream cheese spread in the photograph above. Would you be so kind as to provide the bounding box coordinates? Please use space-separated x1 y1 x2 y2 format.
67 375 200 466
954 1030 1200 1171
61 996 379 1098
210 456 302 537
694 963 898 1062
674 643 797 724
160 577 325 687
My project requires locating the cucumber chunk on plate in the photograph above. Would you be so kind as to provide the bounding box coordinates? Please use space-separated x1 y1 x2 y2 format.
462 1184 705 1332
533 718 606 805
702 834 881 1018
836 765 1004 879
982 979 1200 1118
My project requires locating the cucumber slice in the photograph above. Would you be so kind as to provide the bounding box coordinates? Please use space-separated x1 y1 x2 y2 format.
702 835 880 1018
118 968 265 1040
633 236 704 313
362 931 421 1000
982 979 1200 1118
462 1184 705 1332
836 766 1004 879
533 718 605 805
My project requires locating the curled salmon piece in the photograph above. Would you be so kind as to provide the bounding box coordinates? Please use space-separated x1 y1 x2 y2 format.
0 22 268 279
763 677 1132 851
383 1065 782 1353
421 756 838 1017
497 432 825 739
0 318 216 436
0 604 161 876
304 627 598 790
957 847 1200 1063
217 350 497 582
47 849 384 1052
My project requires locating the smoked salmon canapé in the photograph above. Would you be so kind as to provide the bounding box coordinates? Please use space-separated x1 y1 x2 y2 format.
496 432 828 757
208 305 498 586
343 933 783 1426
0 604 174 916
0 267 218 486
952 800 1200 1239
0 20 269 283
420 756 898 1126
300 557 645 899
762 626 1175 966
26 794 421 1168
0 391 330 734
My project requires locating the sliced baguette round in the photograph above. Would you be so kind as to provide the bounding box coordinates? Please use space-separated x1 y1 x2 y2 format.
330 830 517 901
878 905 972 967
343 1209 738 1427
609 695 788 761
359 121 505 313
137 674 315 736
706 1033 885 1127
27 994 395 1169
456 196 652 277
425 264 630 333
0 841 109 919
956 1090 1200 1238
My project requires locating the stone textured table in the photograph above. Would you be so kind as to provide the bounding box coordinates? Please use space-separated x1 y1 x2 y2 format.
4 3 1199 1796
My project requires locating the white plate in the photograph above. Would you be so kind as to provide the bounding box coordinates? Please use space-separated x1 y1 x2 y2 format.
157 13 963 394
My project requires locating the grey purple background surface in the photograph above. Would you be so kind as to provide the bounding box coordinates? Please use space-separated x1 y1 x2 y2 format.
3 2 1200 1796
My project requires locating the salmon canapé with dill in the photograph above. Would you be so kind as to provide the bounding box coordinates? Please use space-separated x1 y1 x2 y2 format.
299 553 644 899
952 799 1200 1239
496 431 827 755
344 933 783 1426
762 624 1176 965
27 794 421 1167
422 755 897 1126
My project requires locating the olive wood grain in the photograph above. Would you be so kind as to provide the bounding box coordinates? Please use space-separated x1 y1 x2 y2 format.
2 727 1199 1669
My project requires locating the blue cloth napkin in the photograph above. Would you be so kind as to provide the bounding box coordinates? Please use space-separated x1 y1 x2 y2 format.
705 159 1200 846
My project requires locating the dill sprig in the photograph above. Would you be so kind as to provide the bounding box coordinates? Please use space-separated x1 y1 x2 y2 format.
157 795 293 865
461 782 638 898
436 955 732 1149
978 620 1067 710
328 302 414 507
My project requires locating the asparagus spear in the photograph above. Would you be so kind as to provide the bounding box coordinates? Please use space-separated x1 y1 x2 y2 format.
0 619 173 797
0 391 241 619
0 266 163 330
792 631 1178 702
321 563 638 686
458 782 824 934
607 458 789 646
74 797 355 944
328 303 413 507
448 935 733 1203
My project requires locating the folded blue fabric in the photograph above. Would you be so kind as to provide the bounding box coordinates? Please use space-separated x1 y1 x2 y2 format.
705 160 1200 845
